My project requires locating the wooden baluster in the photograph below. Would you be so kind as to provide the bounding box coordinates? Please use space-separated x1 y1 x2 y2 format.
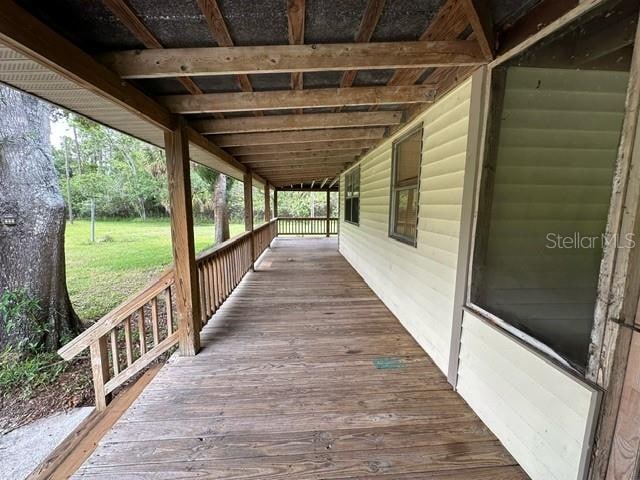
201 264 209 321
137 307 146 356
110 328 120 376
208 260 214 315
165 288 173 336
151 297 160 346
90 336 111 411
123 317 133 366
214 255 221 308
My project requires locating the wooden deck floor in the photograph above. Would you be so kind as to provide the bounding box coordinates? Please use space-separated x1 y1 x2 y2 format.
73 238 526 479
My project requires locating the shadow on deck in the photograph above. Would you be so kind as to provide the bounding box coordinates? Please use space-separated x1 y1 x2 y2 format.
73 237 525 479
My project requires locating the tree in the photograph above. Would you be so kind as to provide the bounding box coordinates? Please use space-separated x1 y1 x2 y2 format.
195 166 233 243
0 85 82 354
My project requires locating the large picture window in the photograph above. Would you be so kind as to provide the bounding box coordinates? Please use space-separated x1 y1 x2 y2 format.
470 0 635 372
344 166 359 225
389 127 422 246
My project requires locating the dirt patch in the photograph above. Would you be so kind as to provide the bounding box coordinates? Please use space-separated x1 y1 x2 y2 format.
0 357 93 435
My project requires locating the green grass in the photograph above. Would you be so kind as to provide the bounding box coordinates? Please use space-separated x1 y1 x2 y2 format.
65 219 245 322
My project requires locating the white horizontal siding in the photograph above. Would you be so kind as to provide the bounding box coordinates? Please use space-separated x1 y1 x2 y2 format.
339 78 473 373
457 311 599 480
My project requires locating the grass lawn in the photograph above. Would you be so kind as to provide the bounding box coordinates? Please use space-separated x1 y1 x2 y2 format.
65 219 245 323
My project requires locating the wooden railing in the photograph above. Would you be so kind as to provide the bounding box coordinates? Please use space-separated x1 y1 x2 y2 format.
277 217 338 236
196 219 276 327
58 218 277 410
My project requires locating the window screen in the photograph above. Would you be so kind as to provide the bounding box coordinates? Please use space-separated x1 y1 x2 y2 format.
390 127 422 245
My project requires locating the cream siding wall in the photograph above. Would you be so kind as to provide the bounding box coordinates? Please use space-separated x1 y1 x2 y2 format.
339 78 473 373
457 311 600 480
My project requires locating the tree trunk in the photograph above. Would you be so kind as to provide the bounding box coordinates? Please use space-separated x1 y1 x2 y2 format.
0 85 82 354
213 174 230 243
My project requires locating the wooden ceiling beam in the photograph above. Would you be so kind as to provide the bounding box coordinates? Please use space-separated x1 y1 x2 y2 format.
191 111 402 134
99 40 485 79
161 85 436 114
195 0 262 116
101 0 207 99
229 139 377 156
242 158 356 168
239 150 364 163
210 127 385 147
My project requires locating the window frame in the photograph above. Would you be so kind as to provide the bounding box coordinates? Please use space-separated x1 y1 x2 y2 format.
344 165 360 226
464 3 637 380
388 125 424 247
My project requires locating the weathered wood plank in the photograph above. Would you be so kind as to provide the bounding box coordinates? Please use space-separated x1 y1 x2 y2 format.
72 238 521 479
192 111 402 134
160 85 437 114
211 127 385 147
100 41 485 79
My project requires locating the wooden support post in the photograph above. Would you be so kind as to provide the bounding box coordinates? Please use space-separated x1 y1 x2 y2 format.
326 189 331 237
264 183 272 222
274 189 279 237
89 337 111 411
165 118 201 356
244 171 255 269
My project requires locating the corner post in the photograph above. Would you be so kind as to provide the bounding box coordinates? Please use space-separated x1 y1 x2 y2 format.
326 189 331 237
264 183 272 222
89 336 111 411
165 118 201 356
274 188 279 236
244 171 255 270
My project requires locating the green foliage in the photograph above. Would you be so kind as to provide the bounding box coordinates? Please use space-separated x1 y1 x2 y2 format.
65 219 245 321
54 113 169 220
0 290 65 397
277 191 339 217
0 351 65 398
0 288 45 355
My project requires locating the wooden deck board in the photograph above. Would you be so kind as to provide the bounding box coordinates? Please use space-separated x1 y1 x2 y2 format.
73 238 526 479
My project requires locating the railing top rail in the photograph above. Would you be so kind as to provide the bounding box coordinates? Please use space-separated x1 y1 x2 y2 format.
58 269 174 361
58 218 279 361
278 217 338 220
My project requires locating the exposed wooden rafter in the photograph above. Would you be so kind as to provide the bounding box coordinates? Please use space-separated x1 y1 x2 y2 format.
386 0 469 87
286 0 305 114
161 85 436 114
461 0 494 60
0 0 173 131
339 0 386 89
191 111 402 134
195 0 262 116
101 0 207 98
210 127 385 147
100 40 485 79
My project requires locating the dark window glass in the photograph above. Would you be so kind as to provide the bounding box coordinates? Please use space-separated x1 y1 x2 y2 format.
344 166 360 225
471 0 636 371
390 127 422 245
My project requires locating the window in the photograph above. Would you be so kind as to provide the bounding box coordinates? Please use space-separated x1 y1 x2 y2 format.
389 127 422 246
470 0 635 372
344 166 359 225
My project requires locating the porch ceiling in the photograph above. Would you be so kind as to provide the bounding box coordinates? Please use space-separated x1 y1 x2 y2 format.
1 0 541 188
